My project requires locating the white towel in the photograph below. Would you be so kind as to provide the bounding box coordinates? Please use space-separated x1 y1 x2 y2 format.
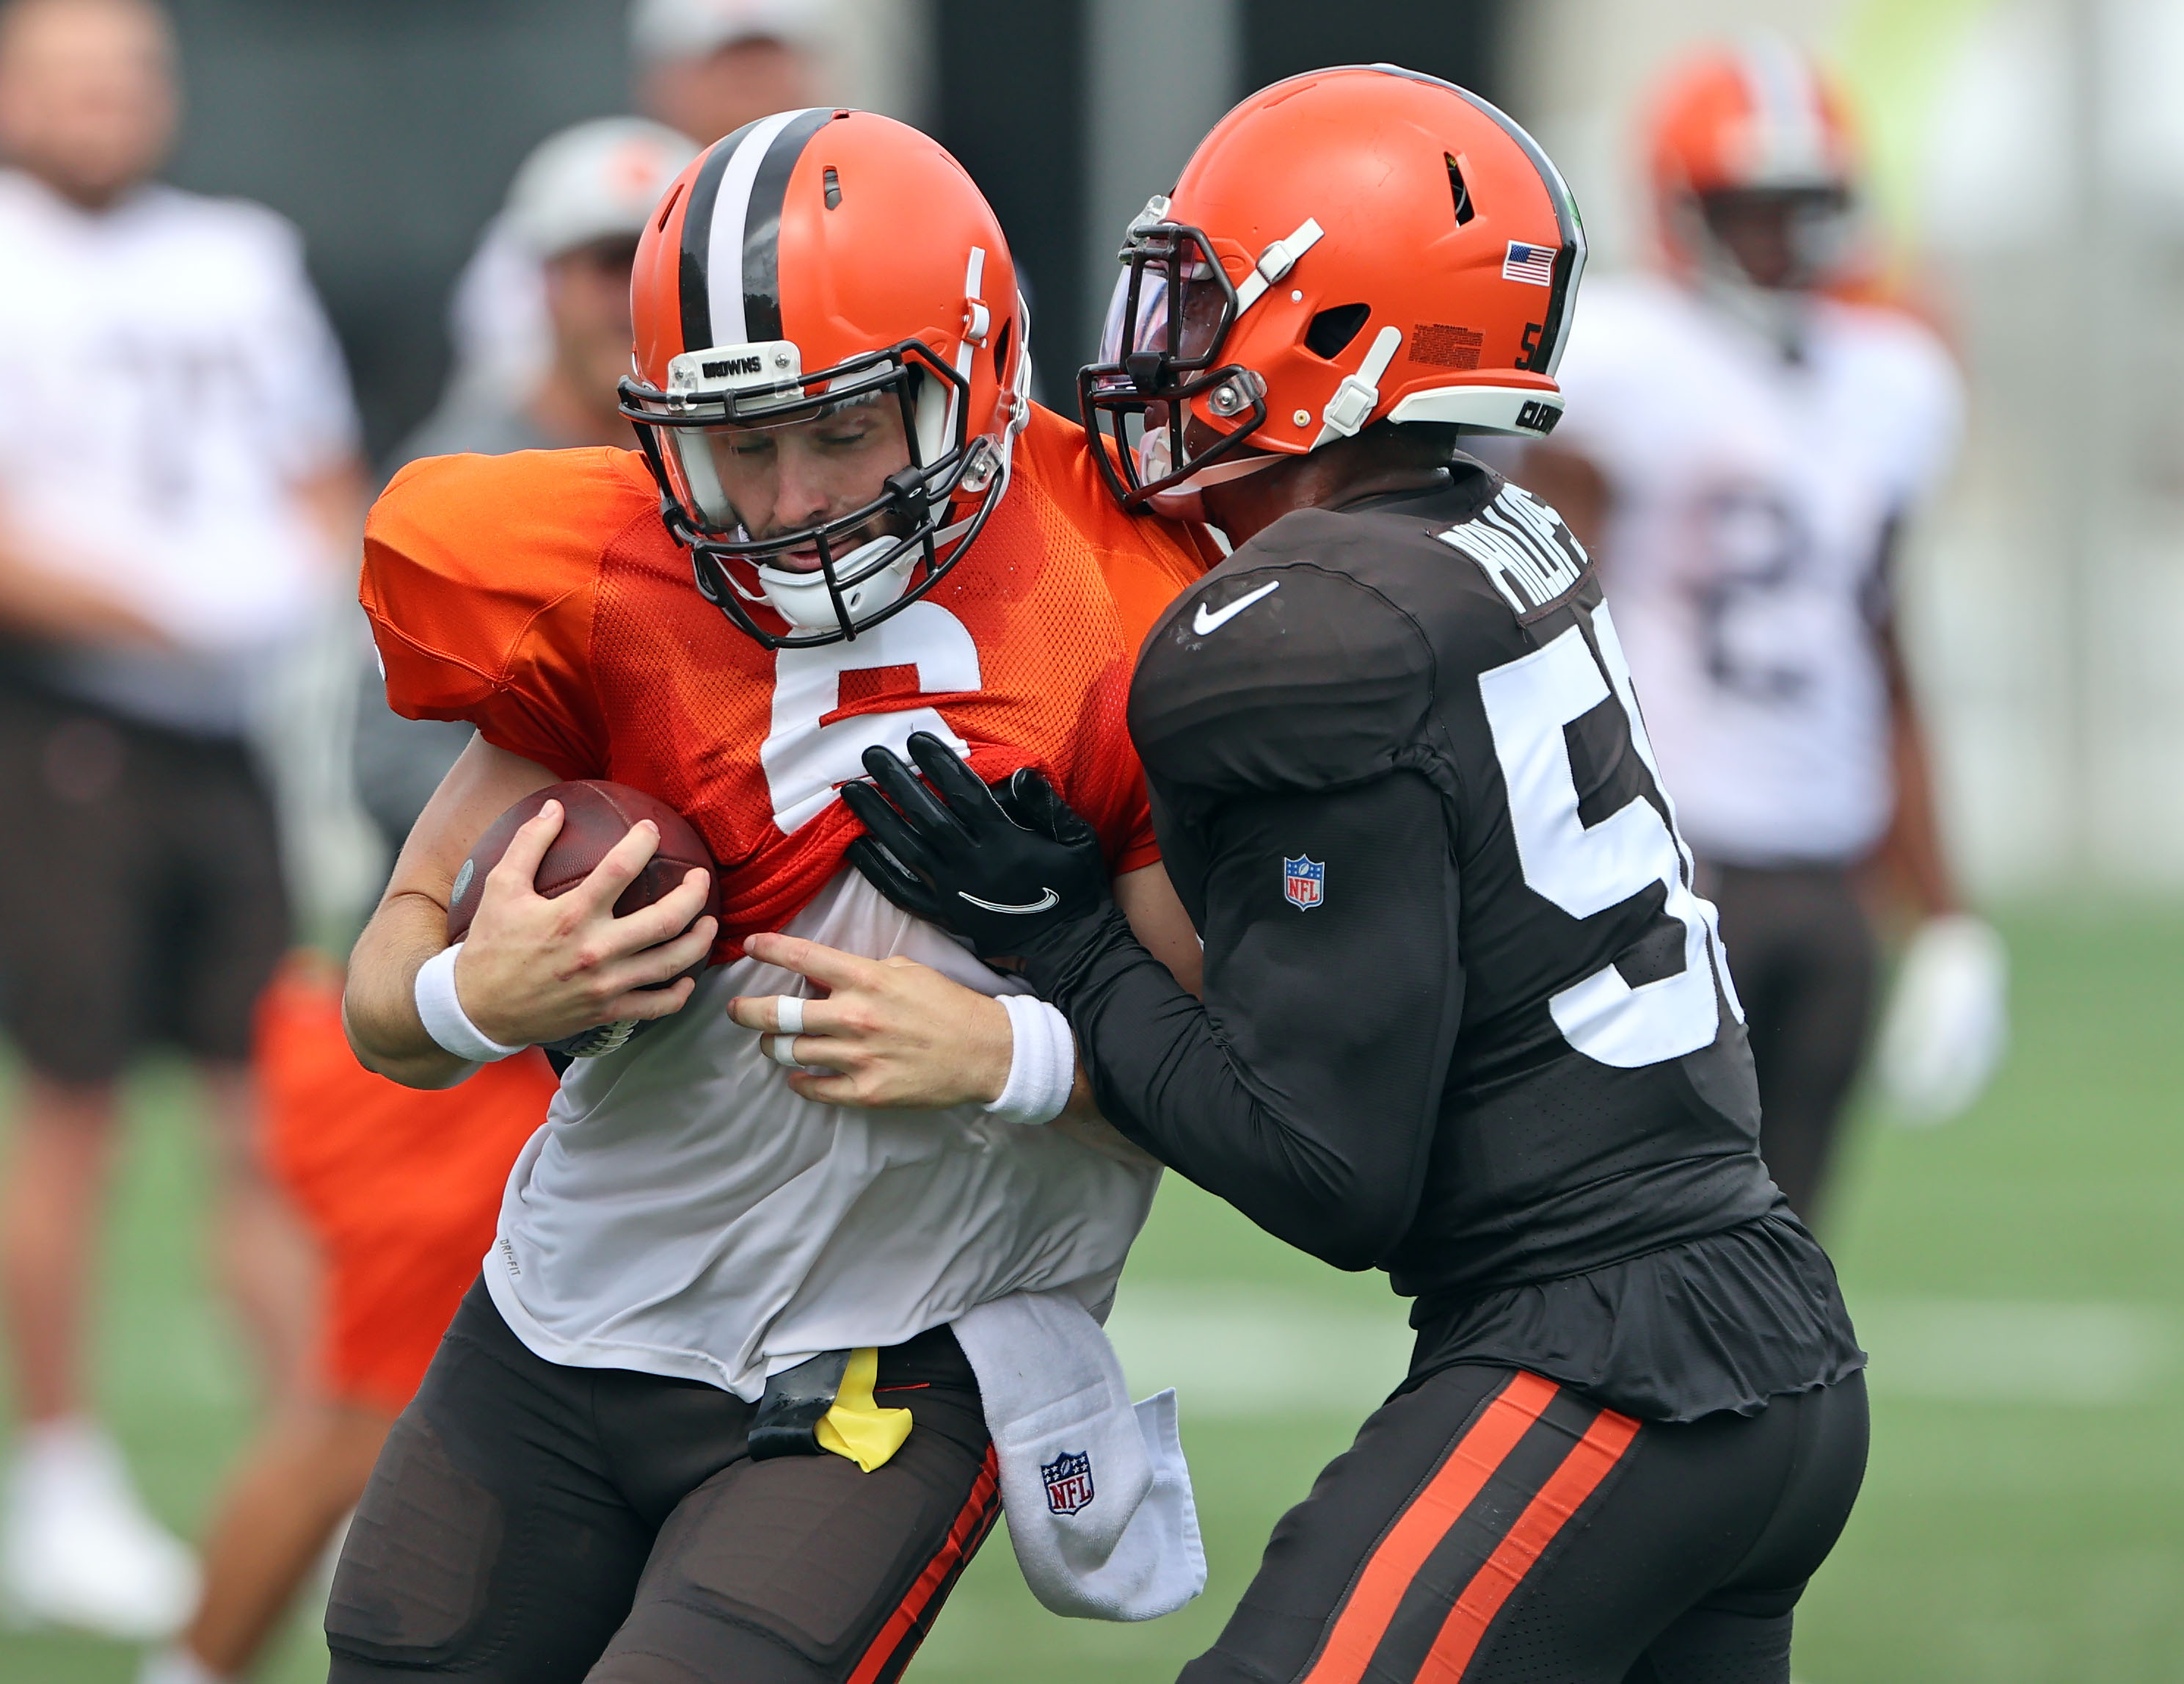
951 1291 1205 1622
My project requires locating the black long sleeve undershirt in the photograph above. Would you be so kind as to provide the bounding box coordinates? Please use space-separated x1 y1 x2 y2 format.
1023 772 1464 1271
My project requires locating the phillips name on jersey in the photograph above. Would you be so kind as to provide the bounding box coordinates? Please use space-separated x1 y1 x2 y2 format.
1125 457 1861 1420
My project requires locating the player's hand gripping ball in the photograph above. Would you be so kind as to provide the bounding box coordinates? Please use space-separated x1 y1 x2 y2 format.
450 780 721 1056
841 732 1110 963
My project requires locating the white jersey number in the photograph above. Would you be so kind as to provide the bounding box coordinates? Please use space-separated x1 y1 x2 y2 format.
760 600 982 833
1477 605 1742 1068
1695 482 1816 705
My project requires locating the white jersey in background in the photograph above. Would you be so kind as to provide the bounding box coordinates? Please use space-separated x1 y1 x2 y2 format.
1548 272 1962 868
0 170 359 736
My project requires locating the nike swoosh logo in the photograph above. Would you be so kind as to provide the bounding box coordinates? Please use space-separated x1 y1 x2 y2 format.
1192 578 1281 636
958 888 1060 915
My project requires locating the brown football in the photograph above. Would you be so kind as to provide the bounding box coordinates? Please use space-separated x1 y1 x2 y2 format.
446 780 721 972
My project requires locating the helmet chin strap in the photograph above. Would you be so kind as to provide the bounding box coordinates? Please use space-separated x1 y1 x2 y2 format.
1146 446 1283 524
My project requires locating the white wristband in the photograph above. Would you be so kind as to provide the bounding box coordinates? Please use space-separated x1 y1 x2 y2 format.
414 943 523 1064
984 994 1077 1126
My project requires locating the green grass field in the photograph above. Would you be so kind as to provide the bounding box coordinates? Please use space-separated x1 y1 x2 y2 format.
4 904 2182 1682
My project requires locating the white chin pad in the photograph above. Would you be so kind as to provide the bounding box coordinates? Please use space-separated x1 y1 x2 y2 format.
1148 486 1207 522
1139 442 1283 516
757 535 912 632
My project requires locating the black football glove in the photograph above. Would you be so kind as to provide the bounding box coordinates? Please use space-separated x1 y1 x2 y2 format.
841 731 1110 961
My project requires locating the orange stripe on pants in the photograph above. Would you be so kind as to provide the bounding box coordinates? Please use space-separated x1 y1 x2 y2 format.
846 1444 1001 1684
1300 1371 1562 1684
1416 1405 1642 1682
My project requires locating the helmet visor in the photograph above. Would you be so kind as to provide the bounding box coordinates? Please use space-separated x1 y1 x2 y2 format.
1080 221 1266 509
666 390 911 542
1093 236 1230 373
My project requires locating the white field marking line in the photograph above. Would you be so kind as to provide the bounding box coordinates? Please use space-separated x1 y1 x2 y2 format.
1104 1283 1413 1417
1104 1285 2180 1416
1852 1297 2177 1405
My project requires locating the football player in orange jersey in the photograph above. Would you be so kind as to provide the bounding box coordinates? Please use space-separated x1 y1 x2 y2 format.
332 109 1207 1683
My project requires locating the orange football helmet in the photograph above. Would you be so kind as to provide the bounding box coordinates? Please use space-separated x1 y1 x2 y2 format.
1078 65 1584 513
1647 37 1862 291
621 108 1028 647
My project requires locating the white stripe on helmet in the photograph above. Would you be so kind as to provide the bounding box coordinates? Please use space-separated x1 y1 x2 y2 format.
705 106 816 346
1735 35 1835 189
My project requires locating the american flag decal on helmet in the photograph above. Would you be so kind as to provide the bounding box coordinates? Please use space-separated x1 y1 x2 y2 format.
1502 241 1557 286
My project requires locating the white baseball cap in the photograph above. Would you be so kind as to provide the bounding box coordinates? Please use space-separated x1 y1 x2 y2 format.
502 117 702 260
628 0 829 65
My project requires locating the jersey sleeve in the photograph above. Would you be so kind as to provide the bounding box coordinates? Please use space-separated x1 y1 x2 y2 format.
1026 771 1465 1270
360 451 617 780
1524 280 1658 490
1020 401 1213 879
1102 529 1210 877
1108 793 1162 877
1128 541 1437 802
1867 312 1965 509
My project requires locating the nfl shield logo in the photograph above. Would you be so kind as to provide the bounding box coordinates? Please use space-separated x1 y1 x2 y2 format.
1041 1450 1095 1515
1283 855 1325 910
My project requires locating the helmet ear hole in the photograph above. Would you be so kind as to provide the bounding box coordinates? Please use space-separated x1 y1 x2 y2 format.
1305 302 1372 360
1446 153 1474 226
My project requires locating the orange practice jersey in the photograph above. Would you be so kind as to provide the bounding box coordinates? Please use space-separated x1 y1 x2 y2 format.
361 404 1208 951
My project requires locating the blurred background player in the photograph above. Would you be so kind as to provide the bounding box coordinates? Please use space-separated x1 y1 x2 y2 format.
132 118 693 1684
1518 37 2006 1227
0 0 363 1640
627 0 824 146
130 979 558 1684
396 116 701 465
443 0 826 417
354 115 699 836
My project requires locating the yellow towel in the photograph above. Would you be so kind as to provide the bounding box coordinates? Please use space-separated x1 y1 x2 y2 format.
815 1346 914 1472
